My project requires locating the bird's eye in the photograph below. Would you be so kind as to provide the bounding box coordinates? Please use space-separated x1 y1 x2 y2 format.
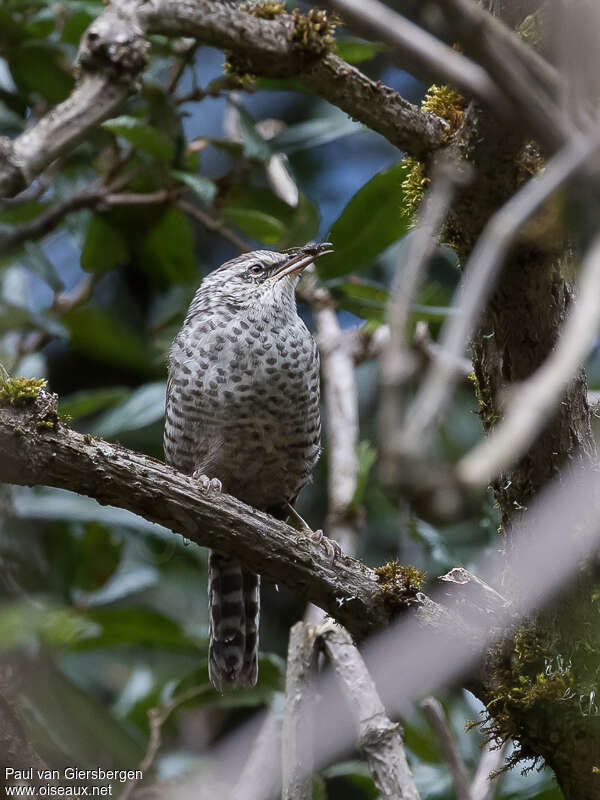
248 263 263 276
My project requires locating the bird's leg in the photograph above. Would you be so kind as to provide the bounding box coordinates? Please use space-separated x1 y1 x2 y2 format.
192 470 222 494
284 503 342 564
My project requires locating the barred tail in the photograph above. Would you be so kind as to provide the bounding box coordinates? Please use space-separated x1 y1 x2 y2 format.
208 550 260 692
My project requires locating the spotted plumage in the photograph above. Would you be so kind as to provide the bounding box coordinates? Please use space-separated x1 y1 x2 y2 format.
164 244 330 690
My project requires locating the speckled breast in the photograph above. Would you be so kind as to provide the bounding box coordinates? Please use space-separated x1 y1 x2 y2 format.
165 304 321 510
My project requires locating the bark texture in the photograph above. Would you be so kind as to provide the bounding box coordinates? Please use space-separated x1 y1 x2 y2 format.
445 4 600 795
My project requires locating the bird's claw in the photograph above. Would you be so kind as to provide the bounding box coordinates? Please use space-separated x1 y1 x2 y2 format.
308 528 342 565
192 471 222 494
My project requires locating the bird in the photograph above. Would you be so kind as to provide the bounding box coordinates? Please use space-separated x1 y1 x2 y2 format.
164 242 333 691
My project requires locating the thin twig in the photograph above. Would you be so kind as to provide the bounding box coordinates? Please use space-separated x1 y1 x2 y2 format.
341 321 472 377
0 176 169 257
458 232 600 488
318 622 421 800
412 321 472 379
99 189 174 207
312 291 362 555
420 696 472 800
120 684 211 800
0 183 104 256
166 42 196 94
403 131 600 454
282 622 318 800
298 276 362 623
470 740 509 800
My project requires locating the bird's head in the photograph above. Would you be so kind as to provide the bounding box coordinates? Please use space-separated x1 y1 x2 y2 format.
200 242 333 309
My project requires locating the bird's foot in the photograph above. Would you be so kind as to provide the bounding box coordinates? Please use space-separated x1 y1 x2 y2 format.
285 503 342 565
307 528 342 564
192 471 222 494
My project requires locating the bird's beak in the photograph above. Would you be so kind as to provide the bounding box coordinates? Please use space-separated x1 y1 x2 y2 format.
273 242 334 281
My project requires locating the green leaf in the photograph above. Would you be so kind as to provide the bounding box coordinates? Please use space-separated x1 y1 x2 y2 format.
72 562 159 607
235 104 272 162
312 775 328 800
73 607 201 651
0 602 101 652
205 137 244 158
278 193 320 249
0 199 49 224
403 716 444 763
333 280 389 321
0 303 31 333
72 521 123 592
90 381 166 437
223 187 319 248
12 487 174 541
61 9 95 45
10 43 74 104
24 8 56 38
81 214 129 273
351 441 376 510
335 39 388 64
138 208 196 283
170 170 217 205
322 762 378 799
63 306 155 373
318 162 413 279
271 112 362 155
223 207 284 244
103 115 175 161
22 659 144 768
59 387 130 420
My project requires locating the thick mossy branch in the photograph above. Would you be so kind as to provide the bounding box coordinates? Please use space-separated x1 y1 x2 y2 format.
480 623 592 770
399 83 465 220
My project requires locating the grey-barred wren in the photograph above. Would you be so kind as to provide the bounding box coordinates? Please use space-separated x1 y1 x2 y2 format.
164 243 332 690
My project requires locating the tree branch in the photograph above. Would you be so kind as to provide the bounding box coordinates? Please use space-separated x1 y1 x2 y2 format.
282 623 318 800
470 740 507 800
420 696 471 800
318 622 421 800
0 2 148 197
0 389 386 639
0 181 174 257
0 0 446 198
313 292 362 555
